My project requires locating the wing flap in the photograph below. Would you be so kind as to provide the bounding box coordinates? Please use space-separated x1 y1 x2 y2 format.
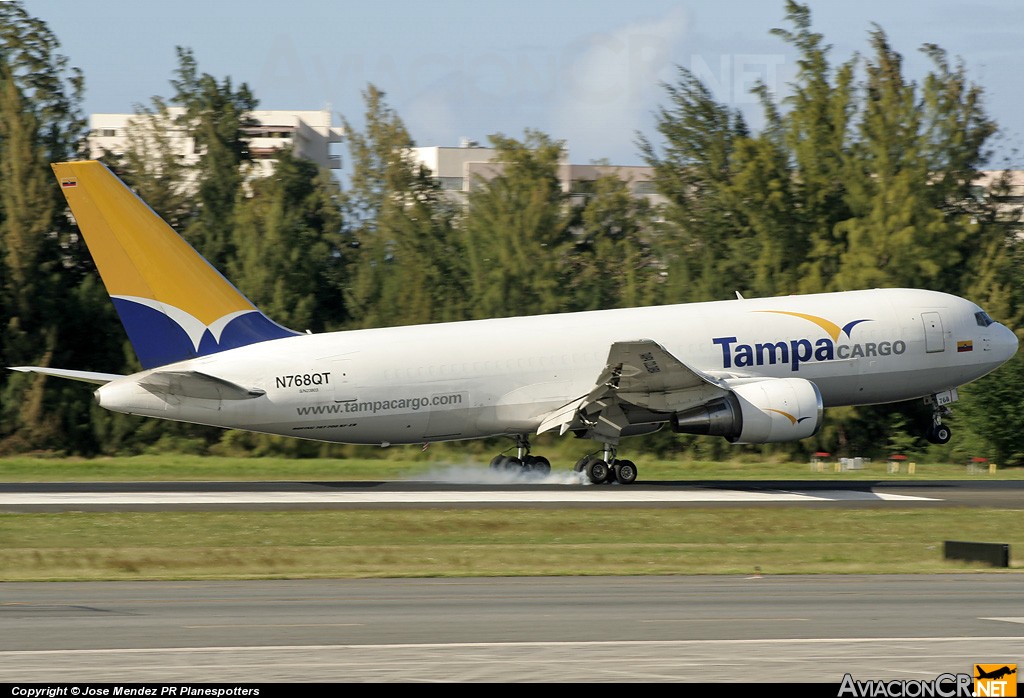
536 339 729 438
536 396 587 435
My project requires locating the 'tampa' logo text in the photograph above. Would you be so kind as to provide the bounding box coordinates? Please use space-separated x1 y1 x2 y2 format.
712 310 906 372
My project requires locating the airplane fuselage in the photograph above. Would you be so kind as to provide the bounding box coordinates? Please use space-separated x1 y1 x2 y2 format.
95 288 1018 446
18 161 1015 485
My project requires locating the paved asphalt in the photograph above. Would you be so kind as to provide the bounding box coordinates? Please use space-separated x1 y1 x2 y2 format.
1 478 1023 510
1 479 1021 682
1 575 1022 682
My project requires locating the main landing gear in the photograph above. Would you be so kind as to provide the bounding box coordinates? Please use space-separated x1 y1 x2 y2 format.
488 436 638 484
489 435 552 475
574 445 637 485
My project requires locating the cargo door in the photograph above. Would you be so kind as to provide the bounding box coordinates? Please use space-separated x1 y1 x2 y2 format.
922 312 945 353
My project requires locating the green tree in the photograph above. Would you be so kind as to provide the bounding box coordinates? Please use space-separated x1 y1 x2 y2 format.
918 43 1001 296
339 85 421 328
338 85 467 328
725 127 803 297
0 1 96 453
637 68 749 303
569 170 658 310
374 163 466 325
768 0 856 294
339 86 469 327
230 149 345 332
0 60 53 353
462 130 573 318
834 29 969 291
171 46 257 269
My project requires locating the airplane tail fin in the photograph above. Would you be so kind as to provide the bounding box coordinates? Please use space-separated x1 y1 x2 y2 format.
52 161 298 369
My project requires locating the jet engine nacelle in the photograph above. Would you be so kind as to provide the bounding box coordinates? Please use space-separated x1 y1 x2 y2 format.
670 377 823 444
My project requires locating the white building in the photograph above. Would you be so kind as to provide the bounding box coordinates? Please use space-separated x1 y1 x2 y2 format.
88 108 344 178
408 141 665 207
973 170 1024 228
244 109 344 175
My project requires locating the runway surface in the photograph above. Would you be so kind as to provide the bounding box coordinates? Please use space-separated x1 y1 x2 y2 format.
2 477 1023 510
3 478 1021 682
2 575 1022 682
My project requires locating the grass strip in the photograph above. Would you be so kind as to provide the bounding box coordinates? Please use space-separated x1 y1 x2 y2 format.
2 508 1020 581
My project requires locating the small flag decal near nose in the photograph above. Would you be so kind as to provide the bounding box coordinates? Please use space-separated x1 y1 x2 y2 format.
61 179 77 188
957 340 973 352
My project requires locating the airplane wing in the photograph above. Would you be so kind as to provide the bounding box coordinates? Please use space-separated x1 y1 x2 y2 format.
536 340 730 440
8 366 124 385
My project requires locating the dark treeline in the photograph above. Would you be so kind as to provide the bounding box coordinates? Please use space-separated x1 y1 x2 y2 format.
1 2 1021 464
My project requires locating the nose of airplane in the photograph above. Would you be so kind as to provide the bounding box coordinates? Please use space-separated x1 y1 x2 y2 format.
995 324 1019 362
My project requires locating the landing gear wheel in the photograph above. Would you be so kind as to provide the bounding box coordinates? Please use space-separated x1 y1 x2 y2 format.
574 455 593 473
490 455 522 471
524 455 551 475
613 459 638 485
928 423 952 445
585 459 610 484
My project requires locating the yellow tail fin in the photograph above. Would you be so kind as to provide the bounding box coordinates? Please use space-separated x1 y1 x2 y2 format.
53 161 296 368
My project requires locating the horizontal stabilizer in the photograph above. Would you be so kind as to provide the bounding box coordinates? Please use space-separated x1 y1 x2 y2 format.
8 366 124 385
137 370 266 401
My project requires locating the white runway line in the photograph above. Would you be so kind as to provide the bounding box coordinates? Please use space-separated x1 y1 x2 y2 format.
0 489 938 505
1 637 1020 683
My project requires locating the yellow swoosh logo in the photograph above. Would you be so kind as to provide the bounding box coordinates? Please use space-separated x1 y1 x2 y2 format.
755 311 843 341
765 408 800 425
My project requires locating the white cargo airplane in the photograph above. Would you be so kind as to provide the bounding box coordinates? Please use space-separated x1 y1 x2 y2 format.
10 161 1019 484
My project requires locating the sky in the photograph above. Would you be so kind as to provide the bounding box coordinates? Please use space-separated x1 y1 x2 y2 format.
25 0 1024 168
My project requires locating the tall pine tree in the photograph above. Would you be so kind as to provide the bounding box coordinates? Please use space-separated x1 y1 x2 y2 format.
171 47 257 270
0 1 99 454
462 130 572 319
230 149 345 332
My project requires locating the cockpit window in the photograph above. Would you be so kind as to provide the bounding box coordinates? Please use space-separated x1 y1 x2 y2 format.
975 311 994 327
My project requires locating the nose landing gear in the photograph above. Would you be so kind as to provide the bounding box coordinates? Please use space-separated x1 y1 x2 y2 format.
927 418 952 445
924 393 953 445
